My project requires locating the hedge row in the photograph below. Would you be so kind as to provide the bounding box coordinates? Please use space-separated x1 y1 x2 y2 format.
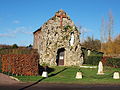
107 58 120 68
1 54 39 76
0 48 37 55
84 56 102 65
82 47 103 65
84 56 120 67
102 57 120 68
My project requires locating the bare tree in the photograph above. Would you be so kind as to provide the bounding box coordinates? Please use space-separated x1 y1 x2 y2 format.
82 36 101 51
108 10 114 42
80 27 88 43
100 17 105 52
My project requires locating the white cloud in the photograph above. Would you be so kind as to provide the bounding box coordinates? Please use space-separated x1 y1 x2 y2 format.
80 27 92 33
13 20 20 24
0 33 15 37
21 30 33 34
12 27 33 34
0 26 33 38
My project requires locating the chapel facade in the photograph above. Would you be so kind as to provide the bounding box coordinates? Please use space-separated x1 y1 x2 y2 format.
33 10 83 66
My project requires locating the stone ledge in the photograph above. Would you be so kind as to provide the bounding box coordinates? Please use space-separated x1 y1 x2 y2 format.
80 66 97 68
9 76 20 81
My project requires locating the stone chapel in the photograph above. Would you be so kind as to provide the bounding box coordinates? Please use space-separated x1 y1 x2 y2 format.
33 10 83 66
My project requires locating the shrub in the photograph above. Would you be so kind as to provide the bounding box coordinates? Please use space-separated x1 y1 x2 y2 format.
82 47 103 65
84 56 102 65
0 48 37 55
1 54 39 76
12 44 18 49
0 48 39 76
106 58 120 68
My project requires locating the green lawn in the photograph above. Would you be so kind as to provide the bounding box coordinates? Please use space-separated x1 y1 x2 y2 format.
15 66 120 84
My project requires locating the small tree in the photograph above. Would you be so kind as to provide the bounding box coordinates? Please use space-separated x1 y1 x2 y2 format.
12 44 18 49
27 44 33 49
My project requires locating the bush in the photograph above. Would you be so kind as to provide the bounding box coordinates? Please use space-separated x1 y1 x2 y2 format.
84 56 102 65
12 44 18 49
0 48 37 55
106 58 120 68
82 47 103 65
0 48 39 75
1 54 39 76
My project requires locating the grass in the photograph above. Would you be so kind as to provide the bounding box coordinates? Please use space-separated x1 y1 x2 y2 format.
14 66 120 84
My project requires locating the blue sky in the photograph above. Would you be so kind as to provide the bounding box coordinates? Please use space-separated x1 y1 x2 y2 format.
0 0 120 46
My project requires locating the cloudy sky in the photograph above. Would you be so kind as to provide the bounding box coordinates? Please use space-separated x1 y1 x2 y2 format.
0 0 120 46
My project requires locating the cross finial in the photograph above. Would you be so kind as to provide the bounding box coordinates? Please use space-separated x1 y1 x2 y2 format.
55 10 67 29
59 9 64 13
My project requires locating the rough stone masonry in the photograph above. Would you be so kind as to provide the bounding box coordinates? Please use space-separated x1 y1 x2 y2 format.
33 10 83 66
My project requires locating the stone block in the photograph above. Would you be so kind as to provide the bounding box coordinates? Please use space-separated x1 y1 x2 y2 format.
75 72 82 79
42 71 48 77
97 61 104 75
113 72 120 79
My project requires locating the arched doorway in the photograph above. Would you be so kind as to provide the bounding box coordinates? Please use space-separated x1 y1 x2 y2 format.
56 48 65 66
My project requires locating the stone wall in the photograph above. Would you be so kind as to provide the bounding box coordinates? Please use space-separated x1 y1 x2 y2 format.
33 10 83 66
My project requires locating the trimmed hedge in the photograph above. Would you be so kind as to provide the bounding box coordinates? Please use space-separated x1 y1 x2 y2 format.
81 47 104 65
1 54 39 76
84 56 102 65
106 58 120 68
0 48 39 76
82 47 103 65
0 48 37 55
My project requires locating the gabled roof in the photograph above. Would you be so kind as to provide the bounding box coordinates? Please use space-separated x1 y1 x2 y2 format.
33 27 42 34
33 9 70 34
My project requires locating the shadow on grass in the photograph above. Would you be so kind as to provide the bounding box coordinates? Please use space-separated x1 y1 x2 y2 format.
19 68 67 90
38 65 55 75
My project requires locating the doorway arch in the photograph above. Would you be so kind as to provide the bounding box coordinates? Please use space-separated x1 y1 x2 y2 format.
56 48 65 66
